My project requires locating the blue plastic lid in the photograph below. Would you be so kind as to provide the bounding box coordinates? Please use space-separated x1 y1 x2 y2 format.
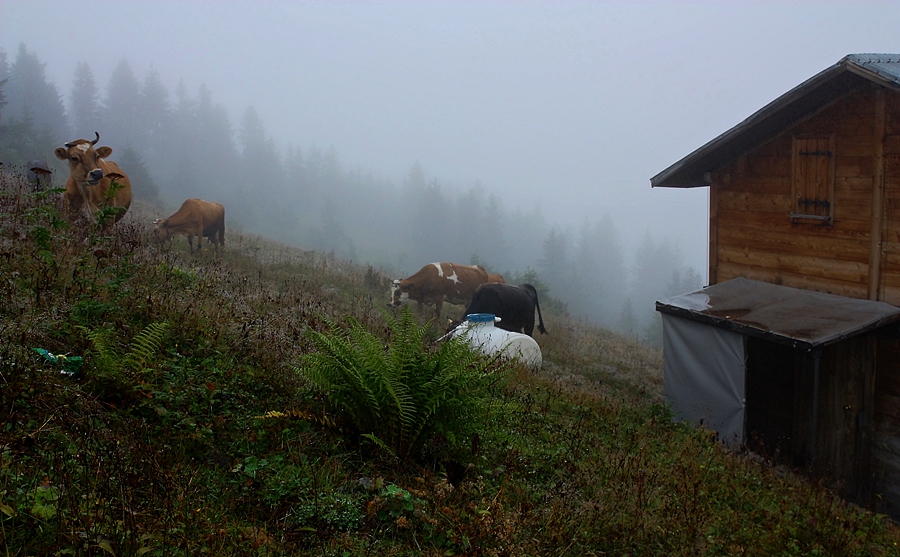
466 313 496 323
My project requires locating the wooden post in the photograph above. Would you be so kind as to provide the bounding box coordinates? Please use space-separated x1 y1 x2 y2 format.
708 176 719 285
868 87 887 300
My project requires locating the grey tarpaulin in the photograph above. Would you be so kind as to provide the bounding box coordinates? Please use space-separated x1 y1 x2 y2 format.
662 313 745 446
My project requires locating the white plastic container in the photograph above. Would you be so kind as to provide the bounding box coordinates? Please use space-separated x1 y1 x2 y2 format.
449 313 542 369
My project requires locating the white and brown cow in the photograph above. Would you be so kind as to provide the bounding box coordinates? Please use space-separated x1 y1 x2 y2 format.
389 262 490 319
54 132 132 225
153 198 225 252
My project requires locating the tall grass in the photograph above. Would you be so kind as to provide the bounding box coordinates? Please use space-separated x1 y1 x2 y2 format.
1 171 898 556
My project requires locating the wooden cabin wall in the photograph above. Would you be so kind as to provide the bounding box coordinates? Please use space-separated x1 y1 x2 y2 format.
880 92 900 304
815 337 874 502
789 338 874 506
873 336 900 515
710 85 900 301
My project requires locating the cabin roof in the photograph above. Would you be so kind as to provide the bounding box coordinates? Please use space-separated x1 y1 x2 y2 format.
651 54 900 189
656 277 900 349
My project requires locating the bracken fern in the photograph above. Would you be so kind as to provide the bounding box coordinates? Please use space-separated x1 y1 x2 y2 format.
296 307 507 461
79 321 170 397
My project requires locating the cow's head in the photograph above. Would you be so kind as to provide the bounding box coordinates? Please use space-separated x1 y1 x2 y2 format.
54 132 112 186
151 218 172 242
388 279 410 307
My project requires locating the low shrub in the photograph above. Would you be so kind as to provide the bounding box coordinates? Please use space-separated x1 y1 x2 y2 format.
296 307 509 462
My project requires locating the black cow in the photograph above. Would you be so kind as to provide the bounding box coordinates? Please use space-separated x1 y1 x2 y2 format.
462 283 547 337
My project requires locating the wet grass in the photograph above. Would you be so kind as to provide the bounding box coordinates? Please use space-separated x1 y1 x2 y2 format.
1 173 899 556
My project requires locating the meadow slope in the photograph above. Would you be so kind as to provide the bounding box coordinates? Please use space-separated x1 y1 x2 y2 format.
1 176 899 556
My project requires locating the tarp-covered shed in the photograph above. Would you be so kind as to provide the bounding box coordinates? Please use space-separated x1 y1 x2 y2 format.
651 53 900 516
659 278 900 512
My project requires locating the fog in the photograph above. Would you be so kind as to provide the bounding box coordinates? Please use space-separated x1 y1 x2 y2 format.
2 1 898 339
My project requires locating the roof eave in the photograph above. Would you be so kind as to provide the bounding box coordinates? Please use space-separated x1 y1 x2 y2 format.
651 56 900 189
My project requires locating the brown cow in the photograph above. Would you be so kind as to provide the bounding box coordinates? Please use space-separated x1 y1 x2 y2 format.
54 132 132 225
487 273 506 283
389 262 490 319
153 198 225 252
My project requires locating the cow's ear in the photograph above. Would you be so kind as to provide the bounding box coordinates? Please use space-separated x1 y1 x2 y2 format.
54 147 68 160
96 146 113 158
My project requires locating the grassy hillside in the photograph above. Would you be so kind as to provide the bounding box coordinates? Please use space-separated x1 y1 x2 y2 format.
2 174 899 556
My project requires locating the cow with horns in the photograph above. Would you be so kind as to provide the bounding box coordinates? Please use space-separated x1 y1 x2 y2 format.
55 132 132 225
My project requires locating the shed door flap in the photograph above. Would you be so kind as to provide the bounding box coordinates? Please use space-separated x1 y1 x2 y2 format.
662 314 746 446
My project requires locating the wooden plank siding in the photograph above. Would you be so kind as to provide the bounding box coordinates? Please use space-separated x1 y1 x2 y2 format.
884 122 900 304
814 338 874 500
868 88 887 300
709 85 900 300
873 337 900 515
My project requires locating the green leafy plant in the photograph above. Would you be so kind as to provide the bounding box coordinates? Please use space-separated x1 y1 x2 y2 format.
296 307 508 461
79 321 170 396
374 483 422 521
93 178 126 231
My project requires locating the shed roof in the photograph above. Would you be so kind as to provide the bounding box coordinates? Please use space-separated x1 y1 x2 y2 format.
656 277 900 349
651 54 900 189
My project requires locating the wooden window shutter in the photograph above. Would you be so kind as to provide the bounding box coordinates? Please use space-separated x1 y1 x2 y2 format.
791 135 835 223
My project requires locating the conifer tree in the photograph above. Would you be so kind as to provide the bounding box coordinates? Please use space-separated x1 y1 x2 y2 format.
538 227 570 299
629 230 689 340
160 80 199 200
138 65 173 164
101 59 141 148
481 194 509 270
0 49 9 123
70 62 100 138
5 43 68 150
238 105 287 238
568 215 626 326
116 146 160 204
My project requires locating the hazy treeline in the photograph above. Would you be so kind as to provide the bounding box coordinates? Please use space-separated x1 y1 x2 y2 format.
0 43 702 343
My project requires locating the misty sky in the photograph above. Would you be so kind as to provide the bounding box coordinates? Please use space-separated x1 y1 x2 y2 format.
3 1 899 275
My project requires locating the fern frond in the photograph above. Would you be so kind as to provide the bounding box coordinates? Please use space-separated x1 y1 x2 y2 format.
300 318 383 425
77 324 119 376
360 433 398 459
295 306 512 461
122 322 169 372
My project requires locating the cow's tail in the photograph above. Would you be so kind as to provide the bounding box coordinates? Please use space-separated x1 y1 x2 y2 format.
524 284 547 334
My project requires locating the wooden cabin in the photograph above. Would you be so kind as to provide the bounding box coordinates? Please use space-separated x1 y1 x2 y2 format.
651 54 900 516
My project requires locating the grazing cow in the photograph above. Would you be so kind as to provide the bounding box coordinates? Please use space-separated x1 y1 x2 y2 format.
26 159 53 191
463 283 547 337
153 198 225 252
487 273 506 284
54 132 132 225
389 262 490 318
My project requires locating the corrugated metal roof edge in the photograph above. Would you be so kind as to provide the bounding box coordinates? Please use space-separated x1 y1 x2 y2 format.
846 53 900 88
651 54 900 189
